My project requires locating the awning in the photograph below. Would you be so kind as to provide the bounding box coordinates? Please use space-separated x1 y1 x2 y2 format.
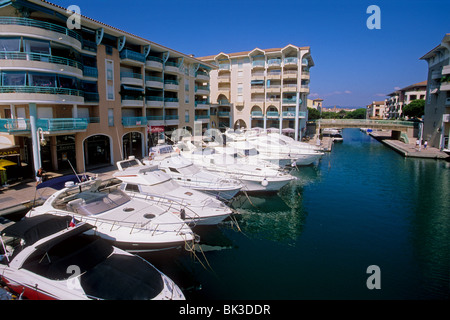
121 85 144 92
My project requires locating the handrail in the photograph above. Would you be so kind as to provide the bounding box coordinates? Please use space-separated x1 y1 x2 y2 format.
0 17 82 42
0 51 83 69
0 86 83 96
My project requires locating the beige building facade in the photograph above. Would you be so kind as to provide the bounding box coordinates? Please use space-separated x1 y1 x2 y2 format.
0 0 214 181
198 44 314 140
386 81 427 119
366 101 387 119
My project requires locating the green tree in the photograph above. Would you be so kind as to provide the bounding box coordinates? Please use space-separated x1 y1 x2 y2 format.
403 99 425 119
345 108 367 119
307 107 321 120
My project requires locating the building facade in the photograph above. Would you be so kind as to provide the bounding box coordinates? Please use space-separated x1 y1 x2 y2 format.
420 34 450 150
366 101 387 119
0 0 214 181
198 44 314 140
385 81 427 119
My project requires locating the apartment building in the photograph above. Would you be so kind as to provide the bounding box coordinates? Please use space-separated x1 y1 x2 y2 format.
385 81 427 119
198 44 314 139
0 0 214 182
307 98 323 112
420 33 450 150
366 101 387 119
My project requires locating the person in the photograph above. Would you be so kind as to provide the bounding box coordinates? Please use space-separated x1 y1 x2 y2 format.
416 139 420 150
424 141 428 149
36 167 45 186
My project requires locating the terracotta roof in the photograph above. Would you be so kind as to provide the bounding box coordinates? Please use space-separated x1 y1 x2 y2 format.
198 44 311 61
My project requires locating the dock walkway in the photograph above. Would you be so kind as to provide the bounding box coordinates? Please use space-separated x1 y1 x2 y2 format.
369 131 449 160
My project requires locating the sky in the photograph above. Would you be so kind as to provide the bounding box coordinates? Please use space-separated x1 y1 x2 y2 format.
54 0 450 108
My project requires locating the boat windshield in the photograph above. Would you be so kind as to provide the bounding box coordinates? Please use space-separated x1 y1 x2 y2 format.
63 188 130 216
177 164 201 175
140 179 180 195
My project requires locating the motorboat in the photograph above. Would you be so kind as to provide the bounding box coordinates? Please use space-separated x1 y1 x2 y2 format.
26 176 195 252
114 158 233 226
143 146 243 201
322 128 344 142
267 132 324 152
176 140 297 192
225 129 324 166
0 214 185 300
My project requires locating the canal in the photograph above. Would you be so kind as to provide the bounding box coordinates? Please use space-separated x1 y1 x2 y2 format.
143 128 450 300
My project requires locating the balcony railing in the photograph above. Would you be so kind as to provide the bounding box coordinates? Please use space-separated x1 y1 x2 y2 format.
146 96 164 101
145 76 163 83
284 57 298 64
252 60 265 67
120 49 146 63
122 116 147 127
83 66 98 78
37 118 88 131
146 115 164 121
195 101 210 107
266 111 279 117
251 111 264 117
0 86 83 96
0 17 82 42
84 92 99 102
282 98 297 104
0 52 83 70
165 115 179 120
267 59 281 66
218 64 230 70
120 72 143 79
195 115 210 120
218 111 230 117
147 56 163 63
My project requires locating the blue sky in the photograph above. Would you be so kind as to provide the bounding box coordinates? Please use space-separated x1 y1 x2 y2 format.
55 0 450 107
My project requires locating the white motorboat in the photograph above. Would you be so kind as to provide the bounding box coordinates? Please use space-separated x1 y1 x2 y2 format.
114 158 233 226
225 129 323 166
143 146 243 201
177 140 297 192
0 214 185 300
27 176 195 252
322 128 344 142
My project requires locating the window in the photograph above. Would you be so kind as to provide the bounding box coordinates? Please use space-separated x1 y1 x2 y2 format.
238 70 243 78
105 60 114 100
237 83 243 93
0 37 21 52
23 38 50 54
2 72 26 86
108 108 114 126
237 95 243 102
29 73 56 87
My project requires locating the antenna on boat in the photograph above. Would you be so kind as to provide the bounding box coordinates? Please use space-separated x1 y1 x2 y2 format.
66 159 81 183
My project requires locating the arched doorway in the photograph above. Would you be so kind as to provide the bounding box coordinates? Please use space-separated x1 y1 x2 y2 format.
122 131 143 159
234 119 247 130
83 134 112 170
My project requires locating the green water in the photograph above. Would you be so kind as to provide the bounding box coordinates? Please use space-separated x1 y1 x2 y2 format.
144 128 450 300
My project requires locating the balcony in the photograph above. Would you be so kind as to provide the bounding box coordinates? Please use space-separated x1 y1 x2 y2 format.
284 57 298 66
251 85 265 93
0 17 82 50
195 101 210 109
0 117 88 134
146 96 164 108
252 60 265 69
283 70 297 79
300 84 310 93
282 111 306 118
196 70 209 81
251 111 264 118
120 49 146 65
218 111 230 117
83 66 98 78
266 111 279 118
431 69 442 80
445 98 450 106
165 114 179 125
145 76 164 89
0 86 83 104
218 63 230 71
218 75 230 83
165 61 179 74
147 115 164 125
443 65 450 76
441 81 450 92
267 59 281 68
195 85 210 95
164 79 179 91
122 116 147 128
121 95 144 107
218 99 230 106
194 114 210 123
120 72 144 86
146 56 163 70
282 98 297 105
84 92 99 103
164 97 179 108
266 85 281 93
0 52 83 77
283 84 297 92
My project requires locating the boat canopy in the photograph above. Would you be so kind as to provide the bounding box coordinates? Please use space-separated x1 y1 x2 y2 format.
2 214 75 246
36 174 89 190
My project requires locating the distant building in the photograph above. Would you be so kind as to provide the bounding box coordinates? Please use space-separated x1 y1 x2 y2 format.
198 44 314 139
321 106 356 113
420 33 450 150
385 81 427 119
307 98 323 112
366 101 387 119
